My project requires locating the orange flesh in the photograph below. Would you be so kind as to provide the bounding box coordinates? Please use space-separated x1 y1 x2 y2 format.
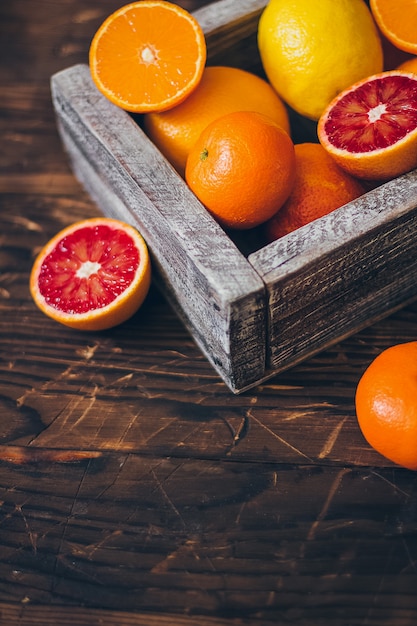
323 74 417 152
37 224 140 314
90 2 206 112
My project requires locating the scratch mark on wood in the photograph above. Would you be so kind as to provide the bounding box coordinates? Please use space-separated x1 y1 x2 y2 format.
59 395 97 432
400 538 417 574
0 445 102 465
151 536 204 574
306 468 351 542
75 343 99 360
16 365 76 407
150 467 186 528
283 403 334 421
223 414 248 453
112 373 134 385
82 529 124 560
235 501 246 525
93 454 129 501
15 504 37 554
112 410 141 448
370 470 411 498
52 459 99 591
318 417 348 459
248 410 313 462
1 214 43 231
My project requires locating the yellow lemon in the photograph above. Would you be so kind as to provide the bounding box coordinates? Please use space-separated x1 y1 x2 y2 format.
257 0 383 120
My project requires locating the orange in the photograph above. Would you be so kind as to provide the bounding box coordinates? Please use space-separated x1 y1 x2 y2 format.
355 342 417 471
89 1 206 113
144 65 291 177
185 111 296 230
380 32 414 70
318 71 417 181
370 0 417 55
30 218 151 331
397 56 417 73
264 143 365 241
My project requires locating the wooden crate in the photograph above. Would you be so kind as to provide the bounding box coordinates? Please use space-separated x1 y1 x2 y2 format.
50 0 417 393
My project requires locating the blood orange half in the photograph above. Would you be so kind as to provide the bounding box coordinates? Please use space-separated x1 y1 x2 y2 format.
317 71 417 181
30 218 151 331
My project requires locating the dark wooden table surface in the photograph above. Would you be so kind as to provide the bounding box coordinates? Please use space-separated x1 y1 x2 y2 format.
1 1 417 624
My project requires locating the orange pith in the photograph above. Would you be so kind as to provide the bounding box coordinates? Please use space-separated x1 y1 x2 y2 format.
355 342 417 471
185 111 295 230
30 218 151 331
370 0 417 55
144 65 290 176
265 143 365 241
89 1 206 113
318 71 417 180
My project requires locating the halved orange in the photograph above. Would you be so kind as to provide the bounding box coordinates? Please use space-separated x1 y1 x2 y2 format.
89 1 207 113
370 0 417 55
30 218 151 331
317 71 417 181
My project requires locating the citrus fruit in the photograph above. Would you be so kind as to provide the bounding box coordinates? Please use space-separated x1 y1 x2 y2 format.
355 342 417 471
264 143 365 241
317 71 417 181
257 0 383 120
185 110 296 230
144 65 291 177
30 218 151 331
397 56 417 73
370 0 417 55
89 1 206 113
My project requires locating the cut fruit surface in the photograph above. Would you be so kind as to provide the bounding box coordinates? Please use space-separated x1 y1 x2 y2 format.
318 71 417 180
30 218 151 331
370 0 417 55
89 1 206 113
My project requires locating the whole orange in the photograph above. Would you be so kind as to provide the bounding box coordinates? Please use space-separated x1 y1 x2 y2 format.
355 342 417 471
185 111 296 230
144 65 291 177
265 143 365 241
397 56 417 72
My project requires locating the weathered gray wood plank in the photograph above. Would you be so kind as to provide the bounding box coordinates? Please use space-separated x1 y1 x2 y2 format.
49 0 417 393
249 173 417 371
196 0 267 72
50 64 266 393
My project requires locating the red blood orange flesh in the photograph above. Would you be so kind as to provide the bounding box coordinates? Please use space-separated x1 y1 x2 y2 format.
318 71 417 180
30 218 151 330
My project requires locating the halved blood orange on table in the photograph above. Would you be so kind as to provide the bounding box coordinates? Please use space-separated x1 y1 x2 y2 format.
89 0 207 113
30 218 151 331
318 71 417 181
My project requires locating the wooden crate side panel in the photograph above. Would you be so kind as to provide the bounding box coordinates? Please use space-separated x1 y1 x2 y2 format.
194 0 266 71
249 173 417 370
51 65 267 393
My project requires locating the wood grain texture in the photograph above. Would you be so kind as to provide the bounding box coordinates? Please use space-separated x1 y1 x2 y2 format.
249 171 417 371
50 0 417 394
0 450 416 624
51 63 267 393
1 1 417 625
